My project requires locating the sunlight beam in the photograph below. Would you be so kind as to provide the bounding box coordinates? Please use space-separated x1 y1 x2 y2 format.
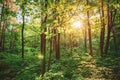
72 21 82 28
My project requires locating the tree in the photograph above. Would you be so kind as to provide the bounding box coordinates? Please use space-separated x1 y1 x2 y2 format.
99 0 105 56
0 0 5 51
104 0 117 55
40 0 47 76
21 2 25 61
86 0 93 56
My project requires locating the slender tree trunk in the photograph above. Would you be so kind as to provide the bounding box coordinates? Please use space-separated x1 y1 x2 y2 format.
0 2 4 51
2 21 6 51
22 14 25 61
86 0 93 56
56 33 60 59
104 1 117 55
112 28 118 52
104 0 111 55
56 17 61 60
111 8 117 52
99 0 105 56
53 28 57 52
41 13 47 76
48 36 53 70
104 21 111 55
104 26 111 55
54 28 60 60
41 29 46 75
53 28 60 60
64 29 66 49
40 0 48 75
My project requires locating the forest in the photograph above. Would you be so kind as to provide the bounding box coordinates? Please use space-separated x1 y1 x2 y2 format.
0 0 120 80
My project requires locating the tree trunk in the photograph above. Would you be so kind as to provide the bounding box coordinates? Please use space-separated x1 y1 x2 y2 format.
40 0 48 75
41 14 47 76
41 30 46 75
104 0 111 55
104 0 117 55
86 0 93 56
99 0 105 56
2 21 6 51
53 28 57 52
56 33 60 59
22 14 25 61
0 2 4 51
64 29 66 49
53 28 60 60
48 36 53 70
112 28 118 52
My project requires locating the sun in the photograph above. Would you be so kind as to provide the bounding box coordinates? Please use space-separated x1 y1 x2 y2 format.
72 21 82 28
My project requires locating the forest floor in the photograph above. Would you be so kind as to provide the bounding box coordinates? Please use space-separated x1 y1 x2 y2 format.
0 49 120 80
72 50 120 80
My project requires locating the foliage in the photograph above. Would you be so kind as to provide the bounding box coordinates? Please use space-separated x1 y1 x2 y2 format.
0 0 120 80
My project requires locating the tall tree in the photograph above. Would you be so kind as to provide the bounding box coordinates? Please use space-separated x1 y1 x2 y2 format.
57 32 60 59
21 2 25 61
48 34 53 70
104 0 117 55
41 0 47 76
0 0 5 51
112 27 118 52
86 0 93 56
99 0 105 56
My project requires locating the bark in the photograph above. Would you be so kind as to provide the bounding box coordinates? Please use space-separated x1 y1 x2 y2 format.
22 13 25 61
41 12 47 76
41 17 47 75
104 1 117 55
86 0 93 56
53 28 57 52
41 30 46 75
56 33 60 59
111 9 117 52
48 36 53 70
53 28 60 60
0 2 4 51
2 21 6 51
64 29 66 49
56 17 60 60
112 28 118 52
104 10 111 55
99 0 105 56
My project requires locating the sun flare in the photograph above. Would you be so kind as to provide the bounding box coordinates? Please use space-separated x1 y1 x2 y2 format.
72 21 82 28
37 54 43 59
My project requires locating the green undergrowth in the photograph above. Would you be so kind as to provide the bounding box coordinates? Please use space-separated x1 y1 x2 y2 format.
0 52 42 80
0 48 120 80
